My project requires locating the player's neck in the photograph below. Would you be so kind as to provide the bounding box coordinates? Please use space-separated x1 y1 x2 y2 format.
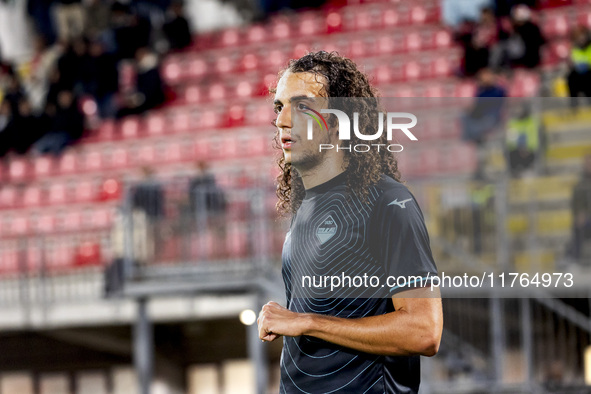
299 158 346 190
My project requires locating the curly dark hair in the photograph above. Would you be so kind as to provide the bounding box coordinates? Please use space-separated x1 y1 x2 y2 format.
271 51 402 215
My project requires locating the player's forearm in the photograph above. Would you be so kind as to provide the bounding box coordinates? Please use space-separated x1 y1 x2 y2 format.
302 309 441 357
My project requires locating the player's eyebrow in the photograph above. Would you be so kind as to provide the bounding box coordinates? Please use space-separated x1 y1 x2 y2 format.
273 95 314 106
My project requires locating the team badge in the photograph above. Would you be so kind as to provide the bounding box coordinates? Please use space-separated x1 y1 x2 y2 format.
316 215 337 244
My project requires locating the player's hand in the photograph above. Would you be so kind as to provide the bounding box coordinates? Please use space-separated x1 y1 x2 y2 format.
257 301 310 342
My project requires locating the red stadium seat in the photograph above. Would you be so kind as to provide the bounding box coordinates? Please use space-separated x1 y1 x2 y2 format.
209 83 226 101
236 81 254 98
215 56 235 74
136 144 156 166
220 28 240 47
120 116 142 139
82 149 103 172
23 185 42 207
108 146 130 169
240 53 259 72
35 212 56 233
46 242 75 272
48 182 68 205
60 210 82 232
74 180 97 203
577 8 591 27
75 241 102 266
146 112 166 136
0 185 18 209
542 11 571 37
226 104 245 128
188 57 208 79
326 11 344 34
0 243 18 274
227 223 249 258
9 157 31 182
247 25 267 43
297 13 323 37
270 19 290 40
9 213 30 236
100 178 122 201
33 155 55 177
58 151 79 175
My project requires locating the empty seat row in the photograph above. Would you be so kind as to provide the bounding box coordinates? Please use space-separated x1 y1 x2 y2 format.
191 0 440 51
0 206 115 238
0 178 121 210
163 27 454 84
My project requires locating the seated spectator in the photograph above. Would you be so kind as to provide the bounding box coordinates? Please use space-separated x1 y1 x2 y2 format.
111 2 151 61
569 155 591 262
54 0 86 42
34 90 84 155
84 0 112 41
491 5 544 70
505 104 540 177
462 68 507 179
456 8 499 76
567 26 591 108
117 47 165 118
0 99 14 158
56 38 88 92
494 0 537 18
462 68 507 144
163 1 193 51
84 40 119 119
10 98 44 154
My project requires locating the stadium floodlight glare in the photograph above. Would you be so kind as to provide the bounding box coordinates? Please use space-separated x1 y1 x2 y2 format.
240 309 257 326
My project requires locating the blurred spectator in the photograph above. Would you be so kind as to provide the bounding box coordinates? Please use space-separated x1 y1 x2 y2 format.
2 72 25 113
567 26 591 108
442 0 492 28
491 5 544 70
132 166 165 221
456 8 499 76
54 0 86 42
505 104 540 177
117 47 165 118
462 69 507 179
569 155 591 262
189 161 227 216
0 99 14 158
111 2 151 60
23 36 63 111
84 0 112 41
84 40 119 118
163 1 192 51
34 90 84 155
26 0 57 45
11 97 44 154
494 0 537 17
56 38 87 92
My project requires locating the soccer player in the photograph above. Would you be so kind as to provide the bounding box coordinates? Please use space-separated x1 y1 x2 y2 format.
257 51 443 393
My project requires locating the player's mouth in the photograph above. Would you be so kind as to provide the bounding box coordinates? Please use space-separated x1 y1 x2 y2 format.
281 135 294 149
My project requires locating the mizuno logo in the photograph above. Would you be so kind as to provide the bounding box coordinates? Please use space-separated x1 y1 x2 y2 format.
388 198 412 209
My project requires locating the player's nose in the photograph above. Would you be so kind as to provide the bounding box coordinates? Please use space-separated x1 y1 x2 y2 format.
275 105 292 129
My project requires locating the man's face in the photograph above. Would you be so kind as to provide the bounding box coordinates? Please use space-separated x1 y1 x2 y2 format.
273 71 333 171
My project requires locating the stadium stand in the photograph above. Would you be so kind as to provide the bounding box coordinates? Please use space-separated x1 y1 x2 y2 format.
1 0 591 392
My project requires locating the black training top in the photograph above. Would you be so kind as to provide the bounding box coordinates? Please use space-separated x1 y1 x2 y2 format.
280 172 438 394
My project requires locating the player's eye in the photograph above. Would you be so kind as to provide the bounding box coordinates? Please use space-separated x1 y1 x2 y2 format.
273 106 281 114
297 102 310 111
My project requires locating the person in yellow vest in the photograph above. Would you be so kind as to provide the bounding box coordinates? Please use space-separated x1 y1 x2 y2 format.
505 104 541 177
567 26 591 108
